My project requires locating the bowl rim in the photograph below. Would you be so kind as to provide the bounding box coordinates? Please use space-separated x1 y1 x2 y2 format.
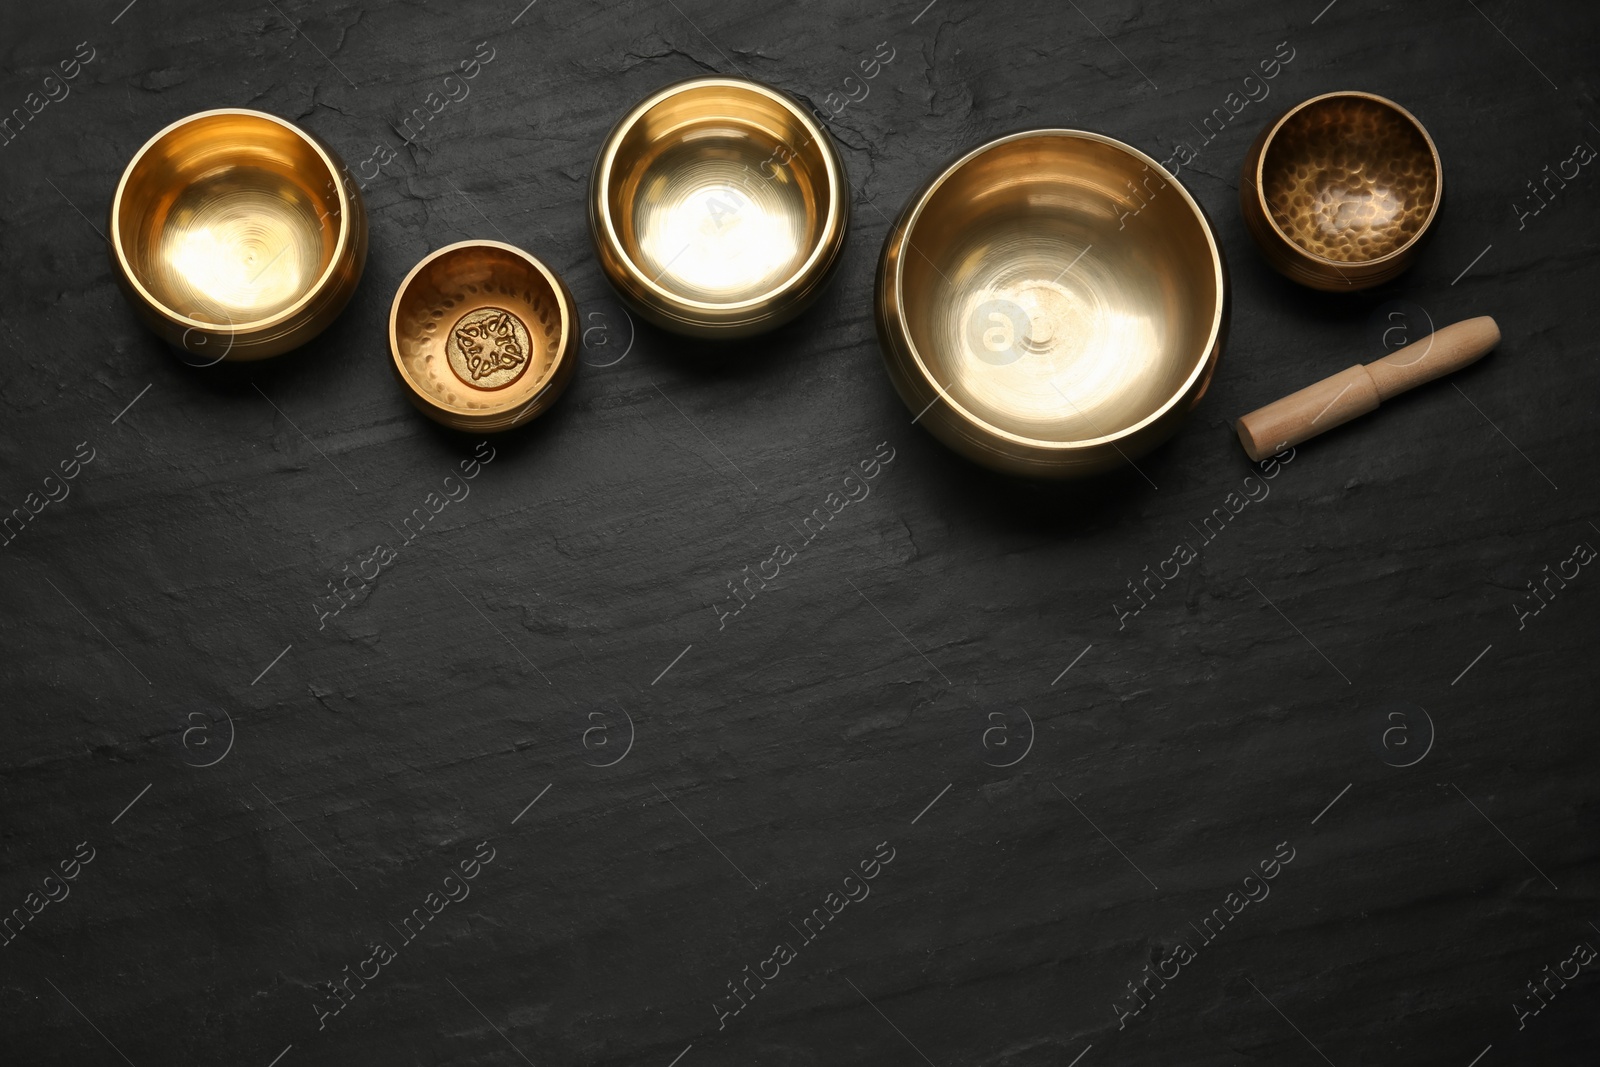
592 75 845 314
109 107 356 335
387 239 574 423
887 127 1227 453
1249 90 1443 271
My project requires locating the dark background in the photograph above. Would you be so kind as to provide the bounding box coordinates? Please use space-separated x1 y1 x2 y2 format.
2 1 1598 1064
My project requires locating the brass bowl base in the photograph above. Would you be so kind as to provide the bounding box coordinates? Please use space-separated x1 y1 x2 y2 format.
624 136 819 304
148 168 333 325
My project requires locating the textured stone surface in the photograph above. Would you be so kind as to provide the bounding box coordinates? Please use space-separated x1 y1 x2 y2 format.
2 1 1598 1065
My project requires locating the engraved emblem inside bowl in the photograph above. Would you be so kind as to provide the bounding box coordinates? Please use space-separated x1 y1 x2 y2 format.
446 307 532 389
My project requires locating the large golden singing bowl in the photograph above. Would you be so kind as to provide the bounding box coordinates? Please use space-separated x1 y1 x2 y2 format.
110 109 367 361
876 130 1227 479
389 240 577 433
1241 91 1441 291
590 76 848 338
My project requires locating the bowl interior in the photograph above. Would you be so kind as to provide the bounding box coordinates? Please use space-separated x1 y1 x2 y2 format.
898 133 1221 445
115 113 341 328
1261 95 1438 264
393 244 565 415
605 83 832 305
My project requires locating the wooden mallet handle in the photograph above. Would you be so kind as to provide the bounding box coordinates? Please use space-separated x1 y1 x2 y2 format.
1234 316 1501 462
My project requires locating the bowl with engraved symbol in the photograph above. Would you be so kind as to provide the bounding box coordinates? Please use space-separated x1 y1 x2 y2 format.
389 240 577 432
109 108 368 362
1240 91 1442 291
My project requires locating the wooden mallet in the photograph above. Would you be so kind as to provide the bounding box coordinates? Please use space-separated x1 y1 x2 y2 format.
1235 316 1501 462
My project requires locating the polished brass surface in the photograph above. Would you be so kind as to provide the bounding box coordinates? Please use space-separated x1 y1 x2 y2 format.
389 240 577 433
110 109 367 361
590 76 848 338
1240 91 1441 291
876 130 1227 479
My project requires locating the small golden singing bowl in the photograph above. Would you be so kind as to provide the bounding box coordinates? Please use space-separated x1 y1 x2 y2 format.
110 108 368 361
877 130 1227 479
1240 91 1442 291
590 76 849 338
389 240 577 433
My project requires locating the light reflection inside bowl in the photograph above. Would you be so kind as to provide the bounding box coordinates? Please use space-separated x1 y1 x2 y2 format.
633 150 805 302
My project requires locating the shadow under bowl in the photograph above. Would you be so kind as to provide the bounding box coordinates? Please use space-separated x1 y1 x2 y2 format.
389 240 577 433
110 108 367 361
876 129 1228 479
590 76 848 339
1240 91 1442 291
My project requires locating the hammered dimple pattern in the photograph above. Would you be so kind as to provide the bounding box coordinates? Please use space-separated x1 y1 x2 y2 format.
1263 97 1437 263
390 243 570 430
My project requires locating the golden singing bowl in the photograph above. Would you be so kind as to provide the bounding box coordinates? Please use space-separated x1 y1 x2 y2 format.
590 76 849 338
877 130 1228 479
110 109 368 361
389 240 577 433
1241 91 1442 291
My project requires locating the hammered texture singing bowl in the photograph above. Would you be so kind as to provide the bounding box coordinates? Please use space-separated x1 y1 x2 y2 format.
110 108 368 361
876 129 1227 479
1240 91 1441 291
389 240 577 433
590 76 848 338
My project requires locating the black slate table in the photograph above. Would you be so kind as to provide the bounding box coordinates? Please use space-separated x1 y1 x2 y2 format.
3 1 1598 1064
